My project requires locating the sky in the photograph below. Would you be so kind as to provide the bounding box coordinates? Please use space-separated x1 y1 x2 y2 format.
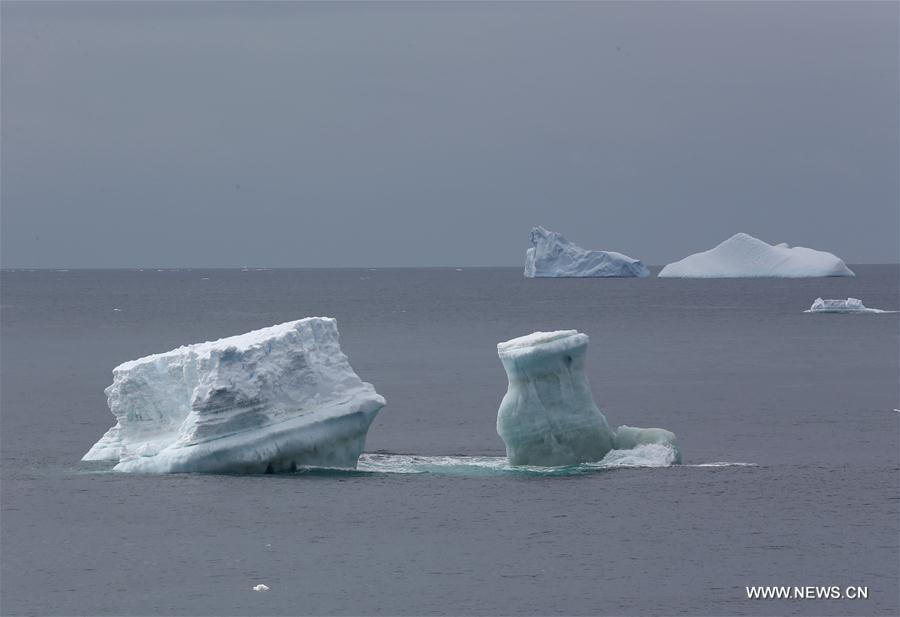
2 1 897 268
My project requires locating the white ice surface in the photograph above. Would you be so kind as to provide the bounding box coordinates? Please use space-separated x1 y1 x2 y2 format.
524 226 650 278
83 317 385 473
658 233 854 278
805 297 893 314
495 330 680 466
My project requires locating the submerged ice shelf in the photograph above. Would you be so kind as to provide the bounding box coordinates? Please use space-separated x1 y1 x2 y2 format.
83 317 385 473
353 447 727 477
496 330 680 466
658 232 854 278
524 226 650 278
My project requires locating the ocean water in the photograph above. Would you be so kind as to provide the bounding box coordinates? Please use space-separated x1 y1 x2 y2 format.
1 267 897 616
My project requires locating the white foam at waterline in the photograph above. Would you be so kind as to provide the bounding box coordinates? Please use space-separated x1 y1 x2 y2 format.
590 443 677 467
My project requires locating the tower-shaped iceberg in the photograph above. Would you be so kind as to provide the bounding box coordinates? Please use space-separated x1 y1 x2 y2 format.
524 226 650 278
83 317 385 474
496 330 680 466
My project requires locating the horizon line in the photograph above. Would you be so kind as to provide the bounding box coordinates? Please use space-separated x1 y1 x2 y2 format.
3 263 900 272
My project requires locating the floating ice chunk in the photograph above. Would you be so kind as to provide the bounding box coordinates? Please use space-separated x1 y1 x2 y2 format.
253 584 270 592
83 317 385 474
805 297 893 314
613 426 681 464
596 443 680 467
496 330 679 466
658 233 854 278
524 226 650 278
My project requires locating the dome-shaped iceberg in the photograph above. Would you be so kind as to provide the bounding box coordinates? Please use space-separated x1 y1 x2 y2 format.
658 232 854 278
524 226 650 278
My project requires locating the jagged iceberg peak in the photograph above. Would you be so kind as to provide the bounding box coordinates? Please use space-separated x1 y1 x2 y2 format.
806 297 893 314
524 226 650 278
495 329 680 466
658 232 855 278
83 317 385 474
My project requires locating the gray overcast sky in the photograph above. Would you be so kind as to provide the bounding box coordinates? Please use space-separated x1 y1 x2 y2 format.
2 1 897 267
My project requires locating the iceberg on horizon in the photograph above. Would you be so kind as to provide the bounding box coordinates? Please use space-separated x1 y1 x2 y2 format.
83 317 385 474
495 330 680 467
524 226 650 278
658 233 854 278
805 297 893 314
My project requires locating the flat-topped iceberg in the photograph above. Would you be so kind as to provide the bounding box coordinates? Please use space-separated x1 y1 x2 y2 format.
496 330 680 466
658 232 854 278
524 226 650 278
83 317 385 474
806 297 893 314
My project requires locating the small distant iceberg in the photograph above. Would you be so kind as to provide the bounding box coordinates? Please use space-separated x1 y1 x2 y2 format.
495 330 680 466
83 317 385 474
805 298 894 314
524 226 650 278
658 233 854 278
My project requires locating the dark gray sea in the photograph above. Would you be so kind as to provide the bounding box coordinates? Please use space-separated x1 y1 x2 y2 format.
1 267 898 616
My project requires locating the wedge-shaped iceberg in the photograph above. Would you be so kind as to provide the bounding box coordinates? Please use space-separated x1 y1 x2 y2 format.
83 317 385 474
496 330 680 466
524 226 650 278
806 297 892 314
658 232 854 278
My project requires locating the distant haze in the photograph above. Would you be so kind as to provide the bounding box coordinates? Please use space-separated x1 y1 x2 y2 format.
2 1 897 268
